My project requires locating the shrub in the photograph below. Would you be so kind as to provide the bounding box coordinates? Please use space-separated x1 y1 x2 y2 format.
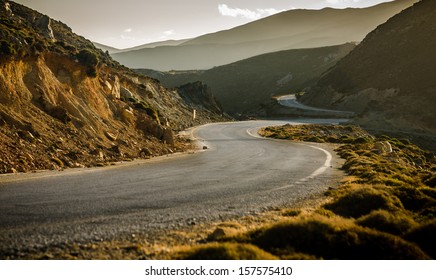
391 185 436 212
324 186 404 218
424 174 436 188
405 220 436 259
174 243 278 260
76 49 99 77
356 210 417 235
0 40 16 56
248 215 429 260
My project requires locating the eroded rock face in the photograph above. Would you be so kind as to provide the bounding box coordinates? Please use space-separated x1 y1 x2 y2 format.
34 15 55 40
177 82 223 114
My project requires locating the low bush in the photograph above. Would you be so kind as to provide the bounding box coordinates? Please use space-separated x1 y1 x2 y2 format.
356 210 417 235
76 49 99 77
174 243 278 260
324 186 404 218
390 185 436 212
405 220 436 259
247 215 429 260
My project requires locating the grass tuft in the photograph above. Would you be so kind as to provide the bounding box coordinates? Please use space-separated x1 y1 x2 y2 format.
356 210 417 235
405 220 436 259
247 215 429 260
174 243 278 260
324 186 403 218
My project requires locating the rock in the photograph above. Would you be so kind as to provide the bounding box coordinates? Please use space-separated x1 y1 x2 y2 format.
17 130 35 142
120 87 135 101
109 145 121 155
374 141 393 154
137 116 164 139
2 2 13 17
162 127 174 146
203 146 208 150
104 80 112 92
111 76 121 99
139 148 152 157
7 168 17 174
120 107 135 125
104 131 117 141
35 15 55 40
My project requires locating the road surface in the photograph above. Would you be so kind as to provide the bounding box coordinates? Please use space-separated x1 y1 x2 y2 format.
277 95 355 117
0 119 346 255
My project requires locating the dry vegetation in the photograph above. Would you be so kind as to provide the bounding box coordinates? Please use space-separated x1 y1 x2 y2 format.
8 124 435 260
176 124 436 260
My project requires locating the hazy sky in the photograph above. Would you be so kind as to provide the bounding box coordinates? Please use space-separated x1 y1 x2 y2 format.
14 0 395 49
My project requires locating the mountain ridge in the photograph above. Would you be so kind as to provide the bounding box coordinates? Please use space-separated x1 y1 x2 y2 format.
138 43 356 115
113 0 417 70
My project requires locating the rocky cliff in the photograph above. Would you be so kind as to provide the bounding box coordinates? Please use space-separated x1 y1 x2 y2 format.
0 1 227 173
301 0 436 139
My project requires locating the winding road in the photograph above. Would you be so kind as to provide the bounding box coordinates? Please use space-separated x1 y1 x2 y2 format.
0 119 346 255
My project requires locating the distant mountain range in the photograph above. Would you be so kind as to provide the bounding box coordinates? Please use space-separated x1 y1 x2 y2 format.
138 43 356 114
94 39 191 54
110 0 417 70
301 0 436 136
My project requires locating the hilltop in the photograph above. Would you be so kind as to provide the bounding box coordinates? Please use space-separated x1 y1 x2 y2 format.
0 1 226 174
301 0 436 140
112 0 416 70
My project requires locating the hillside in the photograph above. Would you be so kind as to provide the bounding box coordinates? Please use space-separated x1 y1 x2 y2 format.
300 0 436 138
0 1 226 174
113 0 416 70
138 43 355 115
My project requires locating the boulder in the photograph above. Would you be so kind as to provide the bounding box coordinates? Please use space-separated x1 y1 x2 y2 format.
35 15 54 40
374 141 393 154
111 76 121 99
162 127 174 146
120 87 135 101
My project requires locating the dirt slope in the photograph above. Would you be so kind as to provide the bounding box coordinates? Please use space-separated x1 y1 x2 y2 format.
0 1 226 174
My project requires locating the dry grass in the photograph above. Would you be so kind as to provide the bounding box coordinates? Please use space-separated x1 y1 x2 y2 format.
242 214 428 260
12 124 435 260
174 243 278 260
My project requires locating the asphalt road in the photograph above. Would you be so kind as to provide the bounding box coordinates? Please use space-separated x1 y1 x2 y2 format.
0 119 345 255
277 95 355 117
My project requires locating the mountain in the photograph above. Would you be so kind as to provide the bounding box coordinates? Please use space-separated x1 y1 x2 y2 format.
137 43 355 115
112 0 417 71
120 39 191 52
0 1 226 174
300 0 436 137
93 42 121 54
94 39 192 55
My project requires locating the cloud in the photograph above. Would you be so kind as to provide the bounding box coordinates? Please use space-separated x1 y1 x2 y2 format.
124 28 133 33
163 30 175 36
160 30 176 39
218 4 284 20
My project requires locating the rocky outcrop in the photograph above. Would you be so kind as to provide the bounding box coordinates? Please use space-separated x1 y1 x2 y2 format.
176 82 223 114
34 15 55 40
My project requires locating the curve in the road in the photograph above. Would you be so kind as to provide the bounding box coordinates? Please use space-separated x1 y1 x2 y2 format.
0 119 346 254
